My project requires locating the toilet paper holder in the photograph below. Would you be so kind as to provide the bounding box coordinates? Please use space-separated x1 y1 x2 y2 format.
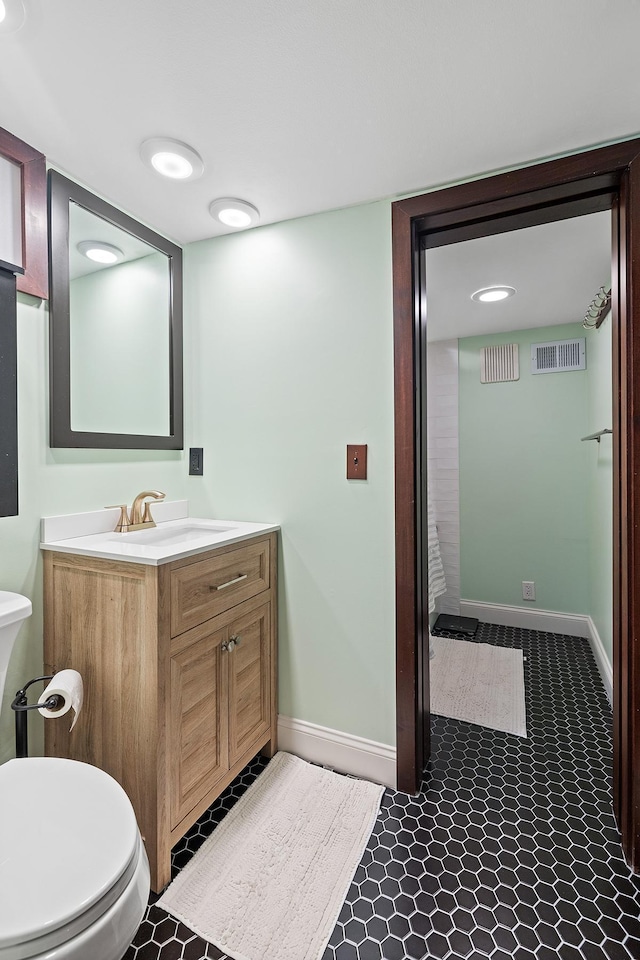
11 675 63 759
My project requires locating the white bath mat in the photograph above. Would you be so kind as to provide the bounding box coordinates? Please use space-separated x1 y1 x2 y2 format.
429 636 527 737
158 751 385 960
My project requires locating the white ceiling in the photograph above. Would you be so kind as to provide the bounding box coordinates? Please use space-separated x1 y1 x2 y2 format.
425 211 612 341
0 1 639 245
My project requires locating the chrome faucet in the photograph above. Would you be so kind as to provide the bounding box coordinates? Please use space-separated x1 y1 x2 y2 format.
106 490 166 533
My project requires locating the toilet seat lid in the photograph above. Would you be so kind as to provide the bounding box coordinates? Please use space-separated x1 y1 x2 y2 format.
0 757 139 951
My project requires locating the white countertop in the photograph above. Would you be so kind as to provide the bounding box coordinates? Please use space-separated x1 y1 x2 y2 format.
40 510 279 566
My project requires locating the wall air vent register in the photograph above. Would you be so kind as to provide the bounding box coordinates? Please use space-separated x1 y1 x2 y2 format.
531 337 586 374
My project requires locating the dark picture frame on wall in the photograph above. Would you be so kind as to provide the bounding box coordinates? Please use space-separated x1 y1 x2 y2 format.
0 127 47 516
0 126 47 300
0 267 18 516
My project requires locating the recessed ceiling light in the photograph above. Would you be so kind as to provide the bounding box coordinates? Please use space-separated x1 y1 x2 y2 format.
77 241 123 265
0 0 26 33
209 198 260 230
140 138 204 181
471 285 517 303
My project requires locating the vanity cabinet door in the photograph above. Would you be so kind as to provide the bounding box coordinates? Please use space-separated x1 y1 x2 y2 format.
170 627 229 829
227 601 272 768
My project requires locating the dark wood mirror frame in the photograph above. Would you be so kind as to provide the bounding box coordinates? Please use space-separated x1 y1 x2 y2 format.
48 170 184 450
0 126 47 300
393 137 640 871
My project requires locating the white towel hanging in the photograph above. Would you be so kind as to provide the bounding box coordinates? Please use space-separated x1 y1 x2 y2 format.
427 491 446 614
427 490 446 660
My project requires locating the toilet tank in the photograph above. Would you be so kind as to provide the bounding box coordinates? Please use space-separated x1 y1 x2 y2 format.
0 591 32 701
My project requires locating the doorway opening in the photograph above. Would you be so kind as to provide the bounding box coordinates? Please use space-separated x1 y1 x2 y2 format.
392 139 640 871
425 211 611 648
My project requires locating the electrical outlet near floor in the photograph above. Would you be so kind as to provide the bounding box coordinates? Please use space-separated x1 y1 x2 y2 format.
522 581 536 601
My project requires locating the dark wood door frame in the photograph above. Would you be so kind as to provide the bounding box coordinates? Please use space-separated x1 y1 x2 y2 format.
392 138 640 870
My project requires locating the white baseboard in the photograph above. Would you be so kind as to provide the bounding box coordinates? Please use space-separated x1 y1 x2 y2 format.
277 715 396 789
459 599 591 638
586 617 613 705
459 599 613 705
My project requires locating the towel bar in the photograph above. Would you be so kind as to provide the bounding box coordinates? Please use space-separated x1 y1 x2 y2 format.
581 428 613 443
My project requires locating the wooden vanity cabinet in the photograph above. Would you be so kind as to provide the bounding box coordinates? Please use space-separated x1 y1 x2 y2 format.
43 532 277 892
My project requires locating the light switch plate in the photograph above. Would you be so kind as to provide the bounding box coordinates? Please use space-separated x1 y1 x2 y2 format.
347 444 367 480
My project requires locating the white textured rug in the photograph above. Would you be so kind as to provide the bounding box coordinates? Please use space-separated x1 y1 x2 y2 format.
158 751 384 960
429 636 527 737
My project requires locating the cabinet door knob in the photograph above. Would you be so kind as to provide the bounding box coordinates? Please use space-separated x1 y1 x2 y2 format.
221 640 229 652
230 634 241 646
227 638 236 651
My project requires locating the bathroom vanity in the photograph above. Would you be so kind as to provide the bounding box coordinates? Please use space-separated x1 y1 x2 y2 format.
41 510 278 892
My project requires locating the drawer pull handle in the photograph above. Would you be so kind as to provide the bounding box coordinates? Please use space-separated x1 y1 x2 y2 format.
210 573 248 592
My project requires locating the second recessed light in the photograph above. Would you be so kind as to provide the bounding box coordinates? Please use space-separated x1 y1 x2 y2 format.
209 198 260 230
140 138 204 181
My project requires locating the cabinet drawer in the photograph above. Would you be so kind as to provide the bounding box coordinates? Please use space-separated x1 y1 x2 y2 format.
170 539 270 636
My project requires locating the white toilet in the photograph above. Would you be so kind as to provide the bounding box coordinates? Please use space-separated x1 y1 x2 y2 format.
0 591 150 960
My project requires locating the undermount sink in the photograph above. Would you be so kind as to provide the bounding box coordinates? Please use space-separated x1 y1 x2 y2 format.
106 521 237 545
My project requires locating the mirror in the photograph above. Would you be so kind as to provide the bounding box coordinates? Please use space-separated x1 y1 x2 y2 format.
48 171 183 449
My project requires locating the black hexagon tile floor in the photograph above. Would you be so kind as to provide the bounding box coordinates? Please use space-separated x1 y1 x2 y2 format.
123 622 640 960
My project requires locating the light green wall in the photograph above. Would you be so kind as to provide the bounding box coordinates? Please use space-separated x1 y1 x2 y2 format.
0 198 397 764
0 187 616 764
0 152 619 763
184 201 396 745
459 323 590 613
585 314 613 659
0 293 189 764
0 190 615 765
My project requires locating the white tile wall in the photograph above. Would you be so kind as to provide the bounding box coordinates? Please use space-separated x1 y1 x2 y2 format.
427 339 460 617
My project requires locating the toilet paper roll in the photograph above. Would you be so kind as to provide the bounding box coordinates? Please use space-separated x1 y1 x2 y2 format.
38 670 84 731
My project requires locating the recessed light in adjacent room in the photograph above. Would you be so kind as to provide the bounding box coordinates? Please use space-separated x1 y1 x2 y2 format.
471 285 517 303
209 198 260 229
0 0 26 33
77 241 123 264
140 138 204 181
